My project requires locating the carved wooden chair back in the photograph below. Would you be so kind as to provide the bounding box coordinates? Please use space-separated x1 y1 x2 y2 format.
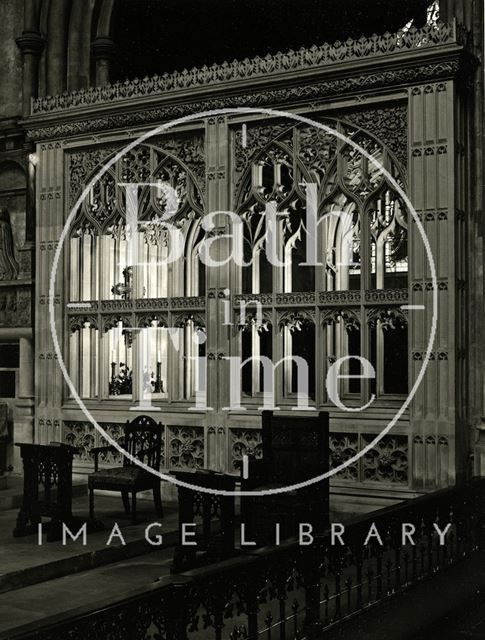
123 415 163 472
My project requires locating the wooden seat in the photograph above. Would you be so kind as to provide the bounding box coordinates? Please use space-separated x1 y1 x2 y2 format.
240 411 329 544
88 415 164 524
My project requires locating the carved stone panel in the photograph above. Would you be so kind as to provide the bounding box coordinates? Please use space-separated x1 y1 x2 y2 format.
168 426 204 470
362 434 408 484
330 432 409 485
329 432 359 481
63 420 166 468
230 428 263 471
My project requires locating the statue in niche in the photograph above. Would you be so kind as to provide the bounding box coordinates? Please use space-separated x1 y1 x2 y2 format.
0 209 19 281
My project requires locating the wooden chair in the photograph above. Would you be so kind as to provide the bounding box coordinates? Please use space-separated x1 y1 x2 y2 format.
88 415 164 524
240 411 329 544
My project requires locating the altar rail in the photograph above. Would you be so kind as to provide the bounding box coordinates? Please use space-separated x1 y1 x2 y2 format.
30 21 463 115
5 478 485 640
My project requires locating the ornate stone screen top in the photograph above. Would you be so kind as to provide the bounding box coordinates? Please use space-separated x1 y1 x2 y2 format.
31 21 464 115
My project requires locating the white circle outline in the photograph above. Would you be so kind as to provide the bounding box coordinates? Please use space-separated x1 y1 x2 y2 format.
49 107 437 497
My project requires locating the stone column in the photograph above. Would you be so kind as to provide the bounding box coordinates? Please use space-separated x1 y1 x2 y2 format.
91 37 115 87
204 116 231 471
36 142 65 447
408 79 465 489
14 336 35 472
16 30 44 116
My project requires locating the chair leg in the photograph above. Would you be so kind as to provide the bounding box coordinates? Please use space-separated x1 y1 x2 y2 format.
121 491 131 515
89 487 94 521
131 491 137 525
153 484 164 518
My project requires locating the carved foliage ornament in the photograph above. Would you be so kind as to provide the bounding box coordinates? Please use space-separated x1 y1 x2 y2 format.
28 61 460 142
330 432 408 484
169 426 204 469
230 429 263 471
32 22 461 115
321 309 360 332
278 310 315 332
367 307 408 329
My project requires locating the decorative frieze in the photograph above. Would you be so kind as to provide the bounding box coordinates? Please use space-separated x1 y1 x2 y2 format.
101 300 137 312
63 420 166 467
27 61 460 142
364 288 408 304
135 298 170 310
32 22 461 115
330 432 408 485
411 279 448 291
318 291 362 305
275 292 315 305
412 351 448 361
170 296 205 309
234 293 274 306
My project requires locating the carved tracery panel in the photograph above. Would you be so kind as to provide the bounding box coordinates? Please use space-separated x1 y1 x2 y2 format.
233 110 409 406
66 134 206 404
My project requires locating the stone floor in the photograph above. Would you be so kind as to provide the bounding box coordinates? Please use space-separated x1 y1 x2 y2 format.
0 549 175 635
0 477 360 638
0 483 180 634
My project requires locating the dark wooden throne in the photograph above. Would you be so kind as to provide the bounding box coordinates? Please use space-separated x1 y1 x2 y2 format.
240 411 329 544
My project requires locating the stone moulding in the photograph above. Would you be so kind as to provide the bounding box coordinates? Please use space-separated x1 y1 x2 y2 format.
26 61 460 142
31 21 462 116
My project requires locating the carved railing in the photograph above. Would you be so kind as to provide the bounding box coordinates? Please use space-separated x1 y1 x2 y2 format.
6 478 485 640
31 22 463 115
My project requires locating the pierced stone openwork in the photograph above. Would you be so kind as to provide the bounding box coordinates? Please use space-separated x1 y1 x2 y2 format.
234 115 409 405
67 133 206 404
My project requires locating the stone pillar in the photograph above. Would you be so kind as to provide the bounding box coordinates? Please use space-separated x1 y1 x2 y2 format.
14 336 35 473
408 79 465 489
35 142 65 447
15 31 44 117
91 37 115 87
204 115 231 471
46 0 70 96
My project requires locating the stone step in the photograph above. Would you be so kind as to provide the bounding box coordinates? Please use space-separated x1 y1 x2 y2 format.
0 493 180 596
0 520 179 596
0 549 176 637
